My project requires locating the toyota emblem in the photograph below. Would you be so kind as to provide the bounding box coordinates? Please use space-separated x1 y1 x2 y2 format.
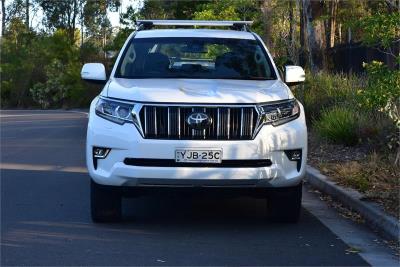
186 112 212 130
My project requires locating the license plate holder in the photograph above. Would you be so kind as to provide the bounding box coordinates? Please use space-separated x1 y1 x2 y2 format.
175 149 222 163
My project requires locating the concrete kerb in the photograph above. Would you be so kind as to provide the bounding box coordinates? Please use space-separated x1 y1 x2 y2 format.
305 165 399 242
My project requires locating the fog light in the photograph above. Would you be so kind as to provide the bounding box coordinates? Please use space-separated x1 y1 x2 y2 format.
93 147 110 170
93 147 110 159
284 149 302 172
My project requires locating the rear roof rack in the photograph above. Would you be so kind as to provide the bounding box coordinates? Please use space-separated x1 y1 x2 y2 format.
136 20 253 32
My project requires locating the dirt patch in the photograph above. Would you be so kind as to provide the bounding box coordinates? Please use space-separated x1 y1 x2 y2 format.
308 131 400 220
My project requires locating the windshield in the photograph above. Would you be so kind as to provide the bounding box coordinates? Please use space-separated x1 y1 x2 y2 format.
115 37 276 80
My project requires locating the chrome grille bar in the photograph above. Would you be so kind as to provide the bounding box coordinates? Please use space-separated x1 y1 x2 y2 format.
203 107 206 138
249 108 254 134
167 107 170 137
177 107 181 138
144 106 147 135
227 108 230 139
153 107 157 137
217 108 220 137
240 107 244 137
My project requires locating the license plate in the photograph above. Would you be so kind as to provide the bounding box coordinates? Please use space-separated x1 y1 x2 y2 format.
175 149 222 163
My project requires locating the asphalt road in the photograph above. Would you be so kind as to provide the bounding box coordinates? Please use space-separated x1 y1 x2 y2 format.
0 110 395 266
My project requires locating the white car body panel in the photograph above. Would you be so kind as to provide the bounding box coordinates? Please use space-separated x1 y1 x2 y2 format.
106 78 290 103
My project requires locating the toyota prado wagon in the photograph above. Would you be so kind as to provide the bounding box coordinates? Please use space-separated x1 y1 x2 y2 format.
81 20 307 223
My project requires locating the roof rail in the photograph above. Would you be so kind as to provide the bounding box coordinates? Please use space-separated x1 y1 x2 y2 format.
135 20 253 31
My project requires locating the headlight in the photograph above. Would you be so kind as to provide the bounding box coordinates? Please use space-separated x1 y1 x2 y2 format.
95 97 135 125
257 99 300 126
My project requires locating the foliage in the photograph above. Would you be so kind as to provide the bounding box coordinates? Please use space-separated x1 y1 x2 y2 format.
0 19 88 108
30 60 68 109
357 61 400 126
335 161 371 192
1 18 36 107
301 71 395 146
318 152 399 217
314 106 360 146
1 1 116 108
105 27 132 53
355 10 400 164
120 0 209 24
355 11 400 127
355 12 400 49
358 61 400 162
297 72 362 122
1 0 399 111
193 0 263 35
30 58 84 108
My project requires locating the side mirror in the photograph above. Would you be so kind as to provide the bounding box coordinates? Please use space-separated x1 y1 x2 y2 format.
81 63 107 84
284 65 305 86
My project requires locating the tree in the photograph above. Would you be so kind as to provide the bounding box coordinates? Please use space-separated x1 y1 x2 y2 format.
1 17 36 106
356 10 400 164
301 0 325 72
194 0 262 33
1 0 5 35
327 0 338 48
38 0 81 44
83 0 112 59
25 0 29 28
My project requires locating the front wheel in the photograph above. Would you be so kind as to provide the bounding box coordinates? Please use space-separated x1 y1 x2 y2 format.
267 182 302 223
90 179 122 222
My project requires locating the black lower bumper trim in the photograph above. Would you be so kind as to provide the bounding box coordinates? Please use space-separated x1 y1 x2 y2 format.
123 158 272 168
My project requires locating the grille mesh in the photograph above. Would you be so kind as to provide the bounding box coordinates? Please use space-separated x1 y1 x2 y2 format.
139 105 259 140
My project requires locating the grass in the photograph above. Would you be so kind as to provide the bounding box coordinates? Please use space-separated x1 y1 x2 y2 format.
314 106 359 146
302 72 399 219
318 152 400 219
295 72 363 123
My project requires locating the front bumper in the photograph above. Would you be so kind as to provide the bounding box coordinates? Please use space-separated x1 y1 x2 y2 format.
86 101 307 188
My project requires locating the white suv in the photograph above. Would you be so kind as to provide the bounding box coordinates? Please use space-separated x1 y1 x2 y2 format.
81 20 307 223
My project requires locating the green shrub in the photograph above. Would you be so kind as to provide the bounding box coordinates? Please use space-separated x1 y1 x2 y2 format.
314 106 359 146
358 61 400 127
30 59 85 108
295 72 363 123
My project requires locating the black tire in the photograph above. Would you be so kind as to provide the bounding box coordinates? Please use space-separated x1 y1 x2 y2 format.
90 179 122 222
267 182 302 223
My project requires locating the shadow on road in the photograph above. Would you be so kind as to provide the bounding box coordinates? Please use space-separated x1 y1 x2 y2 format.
1 169 368 266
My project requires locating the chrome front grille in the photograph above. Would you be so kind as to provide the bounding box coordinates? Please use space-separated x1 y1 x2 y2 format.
139 105 259 140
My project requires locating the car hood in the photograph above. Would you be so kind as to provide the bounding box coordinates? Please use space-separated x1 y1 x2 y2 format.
105 78 290 104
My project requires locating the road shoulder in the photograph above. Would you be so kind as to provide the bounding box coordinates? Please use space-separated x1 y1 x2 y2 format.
302 185 399 266
306 165 399 242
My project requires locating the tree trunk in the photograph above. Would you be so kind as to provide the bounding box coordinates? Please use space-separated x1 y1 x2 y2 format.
298 0 307 67
347 27 352 43
288 0 297 64
302 0 324 73
328 0 338 48
71 0 77 45
302 0 317 72
80 0 83 47
1 0 5 35
25 0 29 29
260 0 274 50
